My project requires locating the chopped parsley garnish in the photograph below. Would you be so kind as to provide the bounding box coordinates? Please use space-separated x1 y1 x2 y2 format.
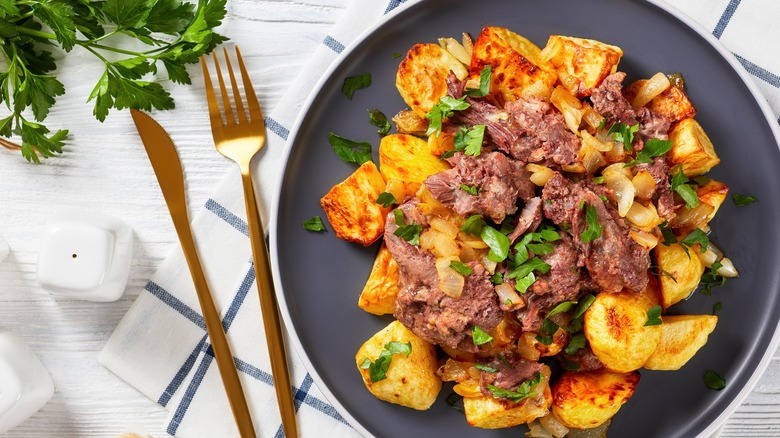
700 261 726 296
445 392 464 413
644 305 663 326
460 184 481 195
464 65 492 97
713 301 723 315
592 175 605 184
671 166 700 209
328 133 372 165
368 109 391 136
659 222 678 246
571 294 596 320
507 257 551 283
481 225 511 262
474 363 499 373
393 209 422 246
704 370 726 390
449 260 473 276
303 216 326 232
342 73 371 99
607 122 639 151
359 341 411 383
452 124 486 156
490 272 503 285
488 372 542 403
564 333 588 356
680 228 710 252
624 138 673 167
472 326 493 346
376 192 396 207
461 214 487 236
580 203 604 243
514 272 536 294
732 194 757 206
425 96 470 136
535 318 560 345
547 301 578 318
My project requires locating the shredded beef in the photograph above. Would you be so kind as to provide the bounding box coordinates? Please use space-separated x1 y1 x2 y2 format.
590 72 639 128
478 351 543 397
542 172 649 293
425 151 535 223
507 197 543 243
560 345 603 372
388 200 504 353
505 97 580 166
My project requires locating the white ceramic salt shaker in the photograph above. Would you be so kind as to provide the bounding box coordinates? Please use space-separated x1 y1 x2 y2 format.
0 330 55 434
0 234 8 264
36 210 133 302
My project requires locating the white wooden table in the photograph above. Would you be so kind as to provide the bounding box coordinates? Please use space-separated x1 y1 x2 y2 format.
0 1 777 437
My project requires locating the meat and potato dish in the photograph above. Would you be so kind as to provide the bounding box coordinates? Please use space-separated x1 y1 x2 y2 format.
317 26 737 436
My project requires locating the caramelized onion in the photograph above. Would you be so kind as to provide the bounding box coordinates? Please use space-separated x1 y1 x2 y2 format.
632 72 671 109
539 413 571 438
527 163 555 186
604 171 635 217
629 230 659 250
632 170 656 200
495 282 523 309
625 201 663 230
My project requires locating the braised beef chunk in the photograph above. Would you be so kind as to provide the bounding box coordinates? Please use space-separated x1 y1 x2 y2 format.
507 197 543 243
478 351 543 397
384 200 437 290
425 151 535 223
505 97 580 166
590 72 638 128
542 172 650 293
635 156 675 219
560 345 603 372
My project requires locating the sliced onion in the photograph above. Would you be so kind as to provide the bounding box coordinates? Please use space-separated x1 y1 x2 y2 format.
625 201 663 230
518 333 542 362
527 420 554 438
602 162 633 178
604 171 635 217
539 413 570 438
670 203 714 231
551 86 583 134
481 254 498 274
717 257 739 278
429 216 459 239
526 163 555 186
461 32 474 58
495 282 523 309
697 247 719 267
453 381 482 398
436 358 472 382
631 72 671 109
632 170 656 200
438 37 471 65
582 105 605 130
630 230 659 250
582 148 606 174
436 257 465 298
581 130 612 152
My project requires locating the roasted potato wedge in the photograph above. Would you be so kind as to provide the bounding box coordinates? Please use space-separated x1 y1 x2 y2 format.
357 244 399 315
541 35 623 98
644 314 718 370
552 369 640 429
668 118 720 177
624 79 696 126
654 242 705 309
584 282 662 373
320 161 389 246
355 320 441 410
396 43 469 118
470 26 557 101
379 134 450 196
463 366 552 429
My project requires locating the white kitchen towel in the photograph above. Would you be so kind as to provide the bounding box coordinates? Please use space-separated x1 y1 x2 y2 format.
100 0 780 437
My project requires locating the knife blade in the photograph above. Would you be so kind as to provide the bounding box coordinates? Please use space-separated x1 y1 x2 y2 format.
131 109 257 437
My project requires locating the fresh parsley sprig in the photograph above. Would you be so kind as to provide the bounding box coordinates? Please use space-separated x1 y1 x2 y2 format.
1 0 228 162
359 341 412 383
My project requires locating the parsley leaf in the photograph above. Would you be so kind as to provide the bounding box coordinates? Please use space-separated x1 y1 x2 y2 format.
393 209 422 246
704 370 726 390
445 392 464 413
461 215 487 236
460 184 481 195
564 333 588 355
474 363 499 373
452 124 485 156
607 122 639 151
671 166 700 208
425 96 470 136
368 108 391 136
732 194 757 206
713 301 723 315
700 261 726 296
342 73 371 99
571 294 596 320
487 372 542 403
376 192 396 208
547 301 578 318
472 326 493 346
303 216 326 232
449 260 473 276
535 318 559 345
328 133 372 165
464 65 492 97
625 138 672 167
481 225 511 262
514 272 536 294
359 341 412 383
580 203 604 243
644 305 663 326
680 228 709 253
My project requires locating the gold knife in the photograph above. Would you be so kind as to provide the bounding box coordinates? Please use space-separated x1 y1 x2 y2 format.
131 108 256 437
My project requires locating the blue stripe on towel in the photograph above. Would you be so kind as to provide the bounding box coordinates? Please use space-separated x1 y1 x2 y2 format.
713 0 741 39
159 335 208 407
168 343 214 435
222 262 256 331
733 54 780 89
323 35 345 53
384 0 406 14
145 281 205 330
265 116 290 140
205 199 249 236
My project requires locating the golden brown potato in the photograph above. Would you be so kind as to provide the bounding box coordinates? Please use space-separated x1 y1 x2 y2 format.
463 366 552 429
541 35 623 98
670 178 729 233
379 134 450 196
355 320 441 410
320 161 389 246
668 118 720 177
624 79 696 125
644 314 718 370
470 26 557 101
396 43 469 118
654 242 705 309
584 283 662 373
552 369 640 429
697 178 729 223
357 244 399 315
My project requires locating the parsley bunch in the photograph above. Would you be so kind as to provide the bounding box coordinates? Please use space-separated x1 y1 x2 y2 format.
0 0 228 162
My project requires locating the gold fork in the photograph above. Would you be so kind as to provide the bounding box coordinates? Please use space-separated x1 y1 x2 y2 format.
201 47 298 438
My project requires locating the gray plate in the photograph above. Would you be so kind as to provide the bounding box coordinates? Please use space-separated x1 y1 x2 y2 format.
271 0 780 436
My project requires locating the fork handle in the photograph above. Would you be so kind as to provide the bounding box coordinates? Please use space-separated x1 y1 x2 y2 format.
241 171 299 438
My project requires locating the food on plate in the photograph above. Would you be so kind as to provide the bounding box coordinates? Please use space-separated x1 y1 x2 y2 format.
643 314 719 370
355 320 441 410
320 161 390 246
317 25 740 435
